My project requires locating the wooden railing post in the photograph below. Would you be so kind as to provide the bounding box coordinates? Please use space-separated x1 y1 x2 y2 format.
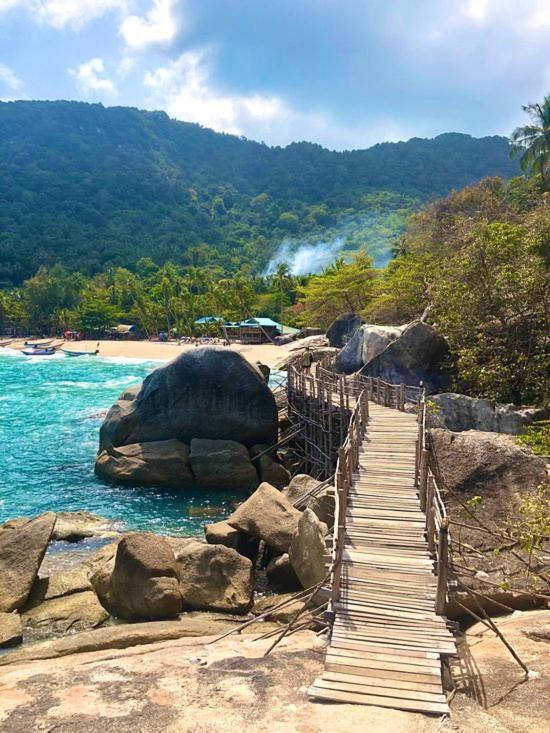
399 383 405 411
418 448 429 511
435 518 449 615
426 475 436 555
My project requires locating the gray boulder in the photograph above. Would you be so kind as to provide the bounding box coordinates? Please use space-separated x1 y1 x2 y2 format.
0 513 56 613
266 553 302 592
249 445 291 489
189 439 259 491
95 440 194 489
91 533 182 620
227 482 302 553
99 347 278 451
288 509 328 590
327 312 365 348
361 321 450 392
173 541 253 613
430 428 547 496
334 323 404 374
429 393 548 435
203 520 259 560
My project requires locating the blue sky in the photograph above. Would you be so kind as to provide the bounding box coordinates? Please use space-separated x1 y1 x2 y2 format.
0 0 549 150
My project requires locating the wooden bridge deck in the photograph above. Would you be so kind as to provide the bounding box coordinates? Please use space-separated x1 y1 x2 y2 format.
308 402 455 715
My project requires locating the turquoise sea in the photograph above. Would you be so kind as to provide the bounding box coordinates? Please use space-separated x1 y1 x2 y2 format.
0 349 250 536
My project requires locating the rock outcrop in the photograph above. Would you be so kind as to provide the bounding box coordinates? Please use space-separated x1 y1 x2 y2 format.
99 347 278 451
91 533 182 620
429 393 548 435
334 323 405 374
430 428 547 496
2 511 118 542
227 482 302 553
327 312 365 348
361 321 450 392
0 612 22 648
204 520 259 560
22 591 109 639
288 509 328 590
95 440 194 488
174 541 253 613
0 513 56 613
189 439 259 491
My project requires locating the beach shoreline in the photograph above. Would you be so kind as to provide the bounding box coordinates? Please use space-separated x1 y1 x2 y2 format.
6 339 298 368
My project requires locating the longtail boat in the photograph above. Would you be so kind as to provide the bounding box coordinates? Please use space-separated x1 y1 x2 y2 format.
61 342 100 357
22 346 57 356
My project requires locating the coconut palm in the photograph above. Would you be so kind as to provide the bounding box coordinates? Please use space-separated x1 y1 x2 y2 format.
510 95 550 187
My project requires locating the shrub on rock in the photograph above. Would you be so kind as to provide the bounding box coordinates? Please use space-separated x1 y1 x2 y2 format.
95 440 194 489
227 482 302 553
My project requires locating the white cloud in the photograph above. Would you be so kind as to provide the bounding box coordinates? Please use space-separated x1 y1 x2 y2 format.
143 49 287 136
0 1 127 29
0 62 23 91
70 57 117 96
120 0 178 50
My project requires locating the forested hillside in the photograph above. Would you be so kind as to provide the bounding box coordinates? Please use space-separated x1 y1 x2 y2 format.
0 100 518 285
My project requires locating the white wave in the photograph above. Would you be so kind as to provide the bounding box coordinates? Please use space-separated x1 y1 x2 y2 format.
0 347 24 358
54 375 141 389
100 356 163 366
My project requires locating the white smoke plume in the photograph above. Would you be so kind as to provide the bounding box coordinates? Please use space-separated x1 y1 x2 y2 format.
264 236 345 276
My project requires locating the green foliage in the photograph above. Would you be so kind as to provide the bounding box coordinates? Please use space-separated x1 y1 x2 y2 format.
506 483 550 572
517 421 550 457
0 101 518 285
510 95 550 187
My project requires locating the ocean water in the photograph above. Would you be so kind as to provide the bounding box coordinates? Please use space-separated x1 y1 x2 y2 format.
0 349 253 536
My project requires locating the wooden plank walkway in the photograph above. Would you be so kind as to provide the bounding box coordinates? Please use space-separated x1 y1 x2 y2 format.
308 402 456 714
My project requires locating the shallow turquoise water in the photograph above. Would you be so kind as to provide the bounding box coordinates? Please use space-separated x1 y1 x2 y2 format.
0 349 250 536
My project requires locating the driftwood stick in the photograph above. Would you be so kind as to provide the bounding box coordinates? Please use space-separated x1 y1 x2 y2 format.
455 578 516 613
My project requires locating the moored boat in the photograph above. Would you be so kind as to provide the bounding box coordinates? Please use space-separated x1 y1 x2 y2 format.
22 347 57 356
24 339 54 348
61 343 100 357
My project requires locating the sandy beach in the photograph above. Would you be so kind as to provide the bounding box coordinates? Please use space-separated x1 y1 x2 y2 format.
8 338 303 368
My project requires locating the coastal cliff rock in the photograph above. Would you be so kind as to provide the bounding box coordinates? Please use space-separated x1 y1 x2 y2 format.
326 312 365 348
204 520 259 560
91 533 182 620
95 440 194 488
0 513 56 613
430 428 547 495
334 323 405 374
429 393 548 434
189 439 259 491
99 347 278 451
227 482 302 553
361 321 450 392
288 509 328 590
174 541 253 613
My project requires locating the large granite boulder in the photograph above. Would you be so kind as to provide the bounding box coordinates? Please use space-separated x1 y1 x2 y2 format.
0 613 22 648
429 393 548 435
99 347 278 451
283 474 319 505
327 312 365 348
189 439 259 491
91 533 182 620
173 541 253 613
0 513 56 613
203 520 259 560
430 429 547 496
361 321 450 392
26 565 92 608
282 475 335 526
249 445 290 489
227 482 302 553
334 323 404 374
288 509 328 590
95 440 194 489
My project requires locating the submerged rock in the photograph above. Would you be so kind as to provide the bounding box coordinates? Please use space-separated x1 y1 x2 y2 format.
189 439 259 491
95 440 194 489
174 541 253 613
0 612 22 648
327 312 365 349
99 347 278 451
0 512 56 613
429 393 548 435
227 482 302 553
92 533 182 621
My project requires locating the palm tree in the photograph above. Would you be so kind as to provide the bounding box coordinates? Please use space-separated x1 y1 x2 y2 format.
510 95 550 187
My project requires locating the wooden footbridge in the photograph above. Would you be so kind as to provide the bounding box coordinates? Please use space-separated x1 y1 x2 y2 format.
287 363 456 715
